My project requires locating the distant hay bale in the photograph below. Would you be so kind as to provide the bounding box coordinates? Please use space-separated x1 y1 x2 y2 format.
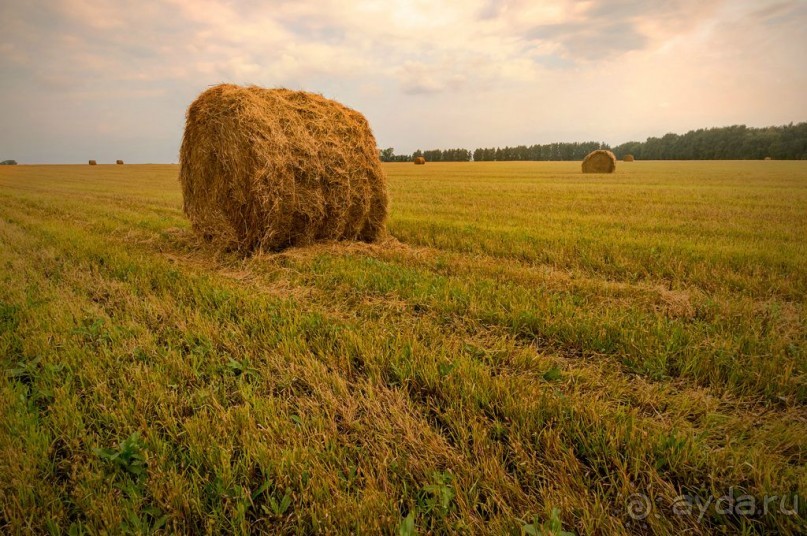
623 154 635 162
414 156 426 165
116 160 124 165
764 156 772 160
582 150 616 173
88 160 97 166
179 83 388 252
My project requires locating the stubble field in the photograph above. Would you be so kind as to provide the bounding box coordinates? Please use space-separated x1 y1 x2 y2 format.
1 161 805 534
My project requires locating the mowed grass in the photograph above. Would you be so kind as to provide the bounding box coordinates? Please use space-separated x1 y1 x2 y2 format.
0 161 805 534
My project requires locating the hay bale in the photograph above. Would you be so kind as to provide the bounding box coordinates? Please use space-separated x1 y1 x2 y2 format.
179 84 388 252
116 160 124 165
88 160 97 165
764 156 772 160
623 154 635 162
414 156 426 165
582 150 616 173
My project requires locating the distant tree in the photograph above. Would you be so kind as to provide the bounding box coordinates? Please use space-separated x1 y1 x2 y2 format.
379 148 395 162
0 159 17 165
470 142 610 161
435 148 471 161
612 141 642 160
423 149 442 162
613 123 807 160
412 122 807 163
416 148 472 162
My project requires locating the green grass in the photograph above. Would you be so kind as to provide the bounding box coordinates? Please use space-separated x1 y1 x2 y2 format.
1 161 805 534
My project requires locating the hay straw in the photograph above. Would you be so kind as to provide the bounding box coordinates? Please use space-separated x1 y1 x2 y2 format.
179 84 389 252
414 157 426 165
582 150 616 173
88 160 97 166
116 160 124 165
623 154 635 162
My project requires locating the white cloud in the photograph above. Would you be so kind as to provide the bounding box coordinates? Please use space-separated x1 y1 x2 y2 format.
56 0 126 29
0 0 804 162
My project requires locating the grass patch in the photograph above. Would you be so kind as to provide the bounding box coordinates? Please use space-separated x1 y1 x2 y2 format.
0 162 805 534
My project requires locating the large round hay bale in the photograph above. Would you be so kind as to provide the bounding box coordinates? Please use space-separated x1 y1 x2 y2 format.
88 160 97 165
414 156 426 165
116 160 124 165
623 154 635 162
179 84 388 251
582 150 616 173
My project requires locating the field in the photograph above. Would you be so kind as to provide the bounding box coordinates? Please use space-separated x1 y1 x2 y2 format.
1 161 805 534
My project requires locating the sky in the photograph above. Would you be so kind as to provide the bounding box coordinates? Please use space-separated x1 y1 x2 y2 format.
1 0 806 163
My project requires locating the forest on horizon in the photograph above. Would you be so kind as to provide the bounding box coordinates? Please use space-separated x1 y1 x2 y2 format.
379 122 807 162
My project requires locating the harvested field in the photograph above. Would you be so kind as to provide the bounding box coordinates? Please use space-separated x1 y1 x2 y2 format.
1 160 805 534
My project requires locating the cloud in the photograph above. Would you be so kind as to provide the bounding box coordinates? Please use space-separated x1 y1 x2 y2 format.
0 0 804 162
0 42 28 65
56 0 126 29
744 0 802 23
527 20 647 60
394 61 467 95
512 0 727 62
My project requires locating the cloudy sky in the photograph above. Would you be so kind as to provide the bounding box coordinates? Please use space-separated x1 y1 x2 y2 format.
1 0 805 163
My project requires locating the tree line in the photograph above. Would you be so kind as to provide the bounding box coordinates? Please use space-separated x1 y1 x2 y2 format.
472 142 608 161
378 122 807 162
380 147 471 162
612 123 807 160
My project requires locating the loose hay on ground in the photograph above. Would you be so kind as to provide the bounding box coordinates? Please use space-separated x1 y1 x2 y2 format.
179 83 388 252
